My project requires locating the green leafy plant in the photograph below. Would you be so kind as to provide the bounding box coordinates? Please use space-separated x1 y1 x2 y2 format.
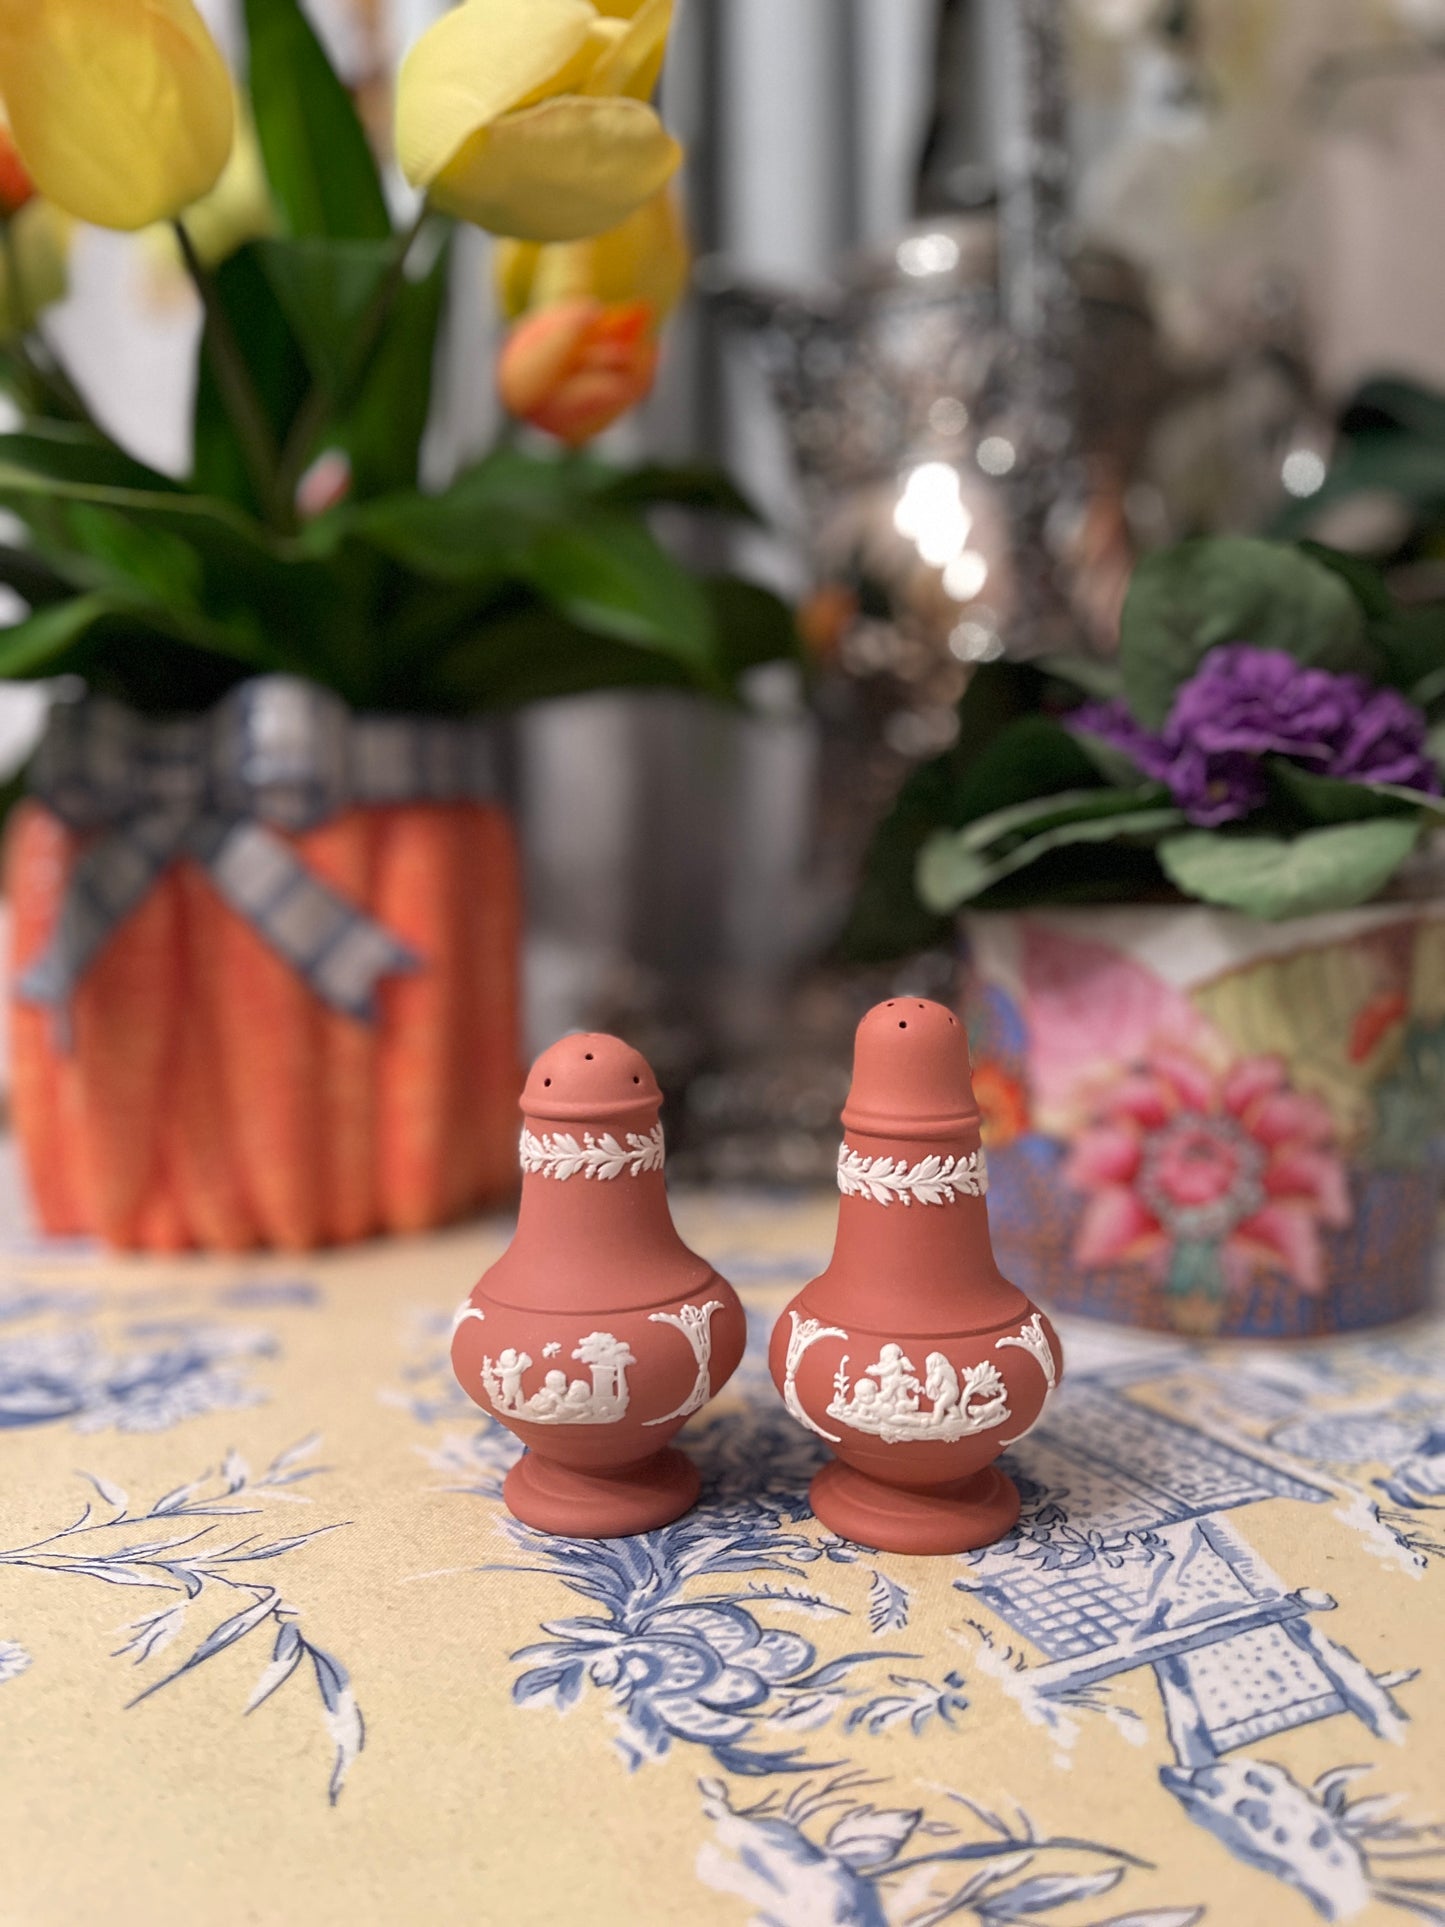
0 0 795 719
844 536 1445 959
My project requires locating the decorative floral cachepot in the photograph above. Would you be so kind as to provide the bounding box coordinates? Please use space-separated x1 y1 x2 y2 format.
5 679 523 1252
451 1032 747 1537
768 998 1063 1555
963 904 1445 1338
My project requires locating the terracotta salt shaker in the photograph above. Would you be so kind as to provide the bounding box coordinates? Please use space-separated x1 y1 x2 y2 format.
769 998 1063 1555
452 1033 746 1537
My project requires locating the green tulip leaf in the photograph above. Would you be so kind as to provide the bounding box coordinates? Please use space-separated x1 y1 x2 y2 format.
594 463 762 522
522 515 713 665
0 425 180 498
332 237 451 497
0 543 78 609
191 243 309 516
0 589 272 685
252 239 393 391
1157 818 1422 919
243 0 391 243
421 604 706 711
1119 536 1373 729
701 576 800 683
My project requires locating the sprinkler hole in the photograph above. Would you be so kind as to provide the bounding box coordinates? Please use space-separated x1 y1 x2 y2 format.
584 1052 594 1061
898 1020 908 1029
543 1077 552 1086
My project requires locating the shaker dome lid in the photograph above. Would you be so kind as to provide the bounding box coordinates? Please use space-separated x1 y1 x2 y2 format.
841 998 980 1140
521 1031 662 1125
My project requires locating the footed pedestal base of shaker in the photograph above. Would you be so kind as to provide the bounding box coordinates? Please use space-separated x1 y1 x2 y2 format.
809 1461 1021 1555
504 1448 701 1538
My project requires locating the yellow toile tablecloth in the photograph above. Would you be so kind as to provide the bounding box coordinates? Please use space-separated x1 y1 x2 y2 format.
2 1187 1443 1927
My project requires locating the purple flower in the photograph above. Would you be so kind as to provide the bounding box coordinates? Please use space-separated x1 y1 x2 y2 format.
1067 644 1441 827
1067 690 1266 824
1158 741 1269 826
1332 685 1441 792
1069 698 1173 782
1167 645 1357 767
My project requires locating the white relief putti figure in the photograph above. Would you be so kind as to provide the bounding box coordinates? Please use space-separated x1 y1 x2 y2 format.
518 1123 665 1181
835 1142 988 1206
996 1311 1058 1389
827 1343 1011 1445
782 1310 848 1442
481 1331 637 1425
645 1300 725 1427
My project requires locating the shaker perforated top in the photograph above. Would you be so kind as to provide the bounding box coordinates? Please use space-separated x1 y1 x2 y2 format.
841 998 981 1141
520 1032 663 1127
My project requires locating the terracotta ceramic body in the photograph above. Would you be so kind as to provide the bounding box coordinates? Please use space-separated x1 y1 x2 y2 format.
452 1033 746 1537
769 998 1063 1555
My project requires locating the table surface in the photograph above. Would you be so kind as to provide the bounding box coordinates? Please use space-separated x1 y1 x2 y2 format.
2 1188 1443 1927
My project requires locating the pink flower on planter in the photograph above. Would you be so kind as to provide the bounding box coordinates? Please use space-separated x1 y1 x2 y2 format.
1063 1045 1351 1294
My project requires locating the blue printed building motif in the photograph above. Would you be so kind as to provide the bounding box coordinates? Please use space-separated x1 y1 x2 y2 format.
956 1380 1427 1919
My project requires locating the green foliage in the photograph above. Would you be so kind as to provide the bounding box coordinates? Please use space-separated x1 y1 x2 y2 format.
848 536 1445 957
1119 535 1372 728
1157 820 1422 920
918 794 1182 913
0 1 794 724
1275 376 1445 559
241 0 391 242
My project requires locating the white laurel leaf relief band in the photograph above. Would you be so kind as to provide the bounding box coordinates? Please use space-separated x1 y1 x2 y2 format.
477 1299 723 1428
836 1142 988 1206
519 1123 665 1181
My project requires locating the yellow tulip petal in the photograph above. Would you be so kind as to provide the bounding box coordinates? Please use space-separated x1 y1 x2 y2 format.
591 0 653 15
179 102 276 267
395 0 597 192
0 0 234 231
505 188 686 318
495 239 543 320
583 0 673 101
430 96 681 243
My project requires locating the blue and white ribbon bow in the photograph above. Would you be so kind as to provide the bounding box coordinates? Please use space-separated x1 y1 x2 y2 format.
18 676 502 1037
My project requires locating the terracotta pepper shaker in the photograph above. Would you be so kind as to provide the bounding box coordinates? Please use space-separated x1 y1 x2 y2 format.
769 998 1063 1555
452 1033 746 1537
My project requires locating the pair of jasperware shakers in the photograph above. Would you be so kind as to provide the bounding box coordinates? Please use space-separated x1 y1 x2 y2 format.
450 999 1063 1555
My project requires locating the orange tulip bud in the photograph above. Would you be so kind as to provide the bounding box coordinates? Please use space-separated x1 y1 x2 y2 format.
0 122 34 217
497 296 659 446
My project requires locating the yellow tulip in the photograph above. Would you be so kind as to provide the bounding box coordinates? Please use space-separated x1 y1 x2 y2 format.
396 0 681 243
0 199 71 338
139 104 276 308
167 105 275 267
496 188 689 323
0 0 235 232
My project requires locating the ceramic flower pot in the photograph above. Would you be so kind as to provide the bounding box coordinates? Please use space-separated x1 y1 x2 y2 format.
5 795 524 1252
962 903 1445 1338
768 998 1064 1555
451 1032 747 1537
